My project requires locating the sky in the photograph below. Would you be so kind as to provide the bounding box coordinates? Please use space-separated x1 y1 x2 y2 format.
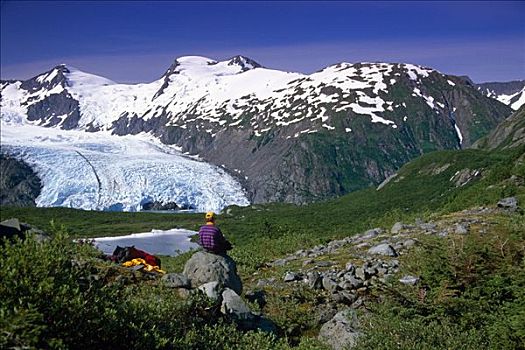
1 1 524 83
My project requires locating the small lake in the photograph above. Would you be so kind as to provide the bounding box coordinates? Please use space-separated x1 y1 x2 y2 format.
91 228 200 256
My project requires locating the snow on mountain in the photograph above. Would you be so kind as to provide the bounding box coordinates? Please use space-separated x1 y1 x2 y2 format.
477 81 525 110
496 87 525 110
1 56 441 134
0 118 249 212
1 55 513 206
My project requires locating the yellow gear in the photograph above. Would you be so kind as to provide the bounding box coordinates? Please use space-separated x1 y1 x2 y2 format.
205 211 216 222
122 258 165 274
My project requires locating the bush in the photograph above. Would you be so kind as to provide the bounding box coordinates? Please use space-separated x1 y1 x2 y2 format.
0 228 305 349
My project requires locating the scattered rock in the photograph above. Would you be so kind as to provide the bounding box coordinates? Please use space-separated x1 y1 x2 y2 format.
399 275 420 286
450 168 482 187
221 288 254 321
306 271 323 289
256 278 276 288
322 276 340 293
402 239 417 249
497 197 519 212
0 218 49 242
454 223 469 235
314 303 338 325
391 222 405 234
359 228 382 240
161 273 191 288
197 281 222 300
284 271 300 282
183 251 243 294
318 309 361 350
367 243 397 257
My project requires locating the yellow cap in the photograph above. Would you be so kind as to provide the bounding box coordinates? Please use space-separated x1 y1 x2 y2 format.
205 211 216 221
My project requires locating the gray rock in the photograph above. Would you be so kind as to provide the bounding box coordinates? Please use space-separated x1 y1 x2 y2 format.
438 230 449 237
355 267 367 281
221 288 254 321
360 228 383 240
454 223 469 235
284 271 300 282
256 277 276 288
197 281 222 300
302 259 314 266
377 267 388 276
315 261 335 267
399 275 420 286
419 222 437 231
161 273 191 288
183 251 242 294
364 266 377 277
318 309 361 350
497 197 519 211
306 271 323 289
322 276 340 292
403 239 417 249
347 275 364 289
315 303 339 325
367 243 398 257
345 262 356 273
391 222 404 234
272 258 288 266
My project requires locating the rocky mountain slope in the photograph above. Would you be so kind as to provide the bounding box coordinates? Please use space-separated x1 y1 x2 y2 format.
1 56 512 204
472 105 525 150
476 80 525 110
0 154 41 206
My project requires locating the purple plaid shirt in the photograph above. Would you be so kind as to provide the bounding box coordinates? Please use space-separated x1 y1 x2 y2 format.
198 224 232 253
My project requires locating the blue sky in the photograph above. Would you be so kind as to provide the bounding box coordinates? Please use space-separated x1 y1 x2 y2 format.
1 1 524 83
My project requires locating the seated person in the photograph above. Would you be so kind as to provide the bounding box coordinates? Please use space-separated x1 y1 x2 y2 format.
198 211 232 255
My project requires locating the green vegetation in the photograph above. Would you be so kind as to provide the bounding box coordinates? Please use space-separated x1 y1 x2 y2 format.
1 145 524 348
355 213 525 350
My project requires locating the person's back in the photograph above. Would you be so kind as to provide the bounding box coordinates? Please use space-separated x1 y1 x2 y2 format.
198 211 232 255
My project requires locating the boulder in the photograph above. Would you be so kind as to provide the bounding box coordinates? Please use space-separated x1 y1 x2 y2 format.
399 275 419 286
454 223 469 235
391 222 404 234
284 271 300 282
367 243 397 257
497 197 519 211
0 218 22 240
306 271 323 289
319 309 361 350
221 288 253 321
322 276 340 293
360 228 383 240
183 251 242 294
197 281 222 300
0 218 49 242
161 273 191 288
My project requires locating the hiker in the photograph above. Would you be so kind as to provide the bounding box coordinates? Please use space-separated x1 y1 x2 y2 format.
198 211 232 255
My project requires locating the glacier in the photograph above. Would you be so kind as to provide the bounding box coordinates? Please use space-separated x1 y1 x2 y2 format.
0 120 250 212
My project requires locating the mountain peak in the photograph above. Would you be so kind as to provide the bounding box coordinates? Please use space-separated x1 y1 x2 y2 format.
226 55 262 71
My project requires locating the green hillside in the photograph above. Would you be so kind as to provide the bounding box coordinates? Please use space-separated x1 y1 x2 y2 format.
1 145 524 349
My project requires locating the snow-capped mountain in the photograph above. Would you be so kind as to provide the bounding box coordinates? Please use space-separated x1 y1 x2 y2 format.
476 80 525 110
1 55 513 205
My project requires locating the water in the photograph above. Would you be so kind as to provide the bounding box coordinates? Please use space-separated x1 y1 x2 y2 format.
91 228 200 256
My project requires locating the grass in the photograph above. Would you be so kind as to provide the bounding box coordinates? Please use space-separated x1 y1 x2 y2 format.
2 145 524 274
1 145 524 349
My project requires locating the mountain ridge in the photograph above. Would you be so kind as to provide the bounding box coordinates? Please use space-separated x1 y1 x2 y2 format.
1 56 514 205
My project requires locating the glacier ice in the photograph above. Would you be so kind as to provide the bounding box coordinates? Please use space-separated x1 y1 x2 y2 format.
1 122 249 212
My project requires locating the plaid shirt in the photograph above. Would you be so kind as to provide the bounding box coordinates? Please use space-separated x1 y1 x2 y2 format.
198 224 231 253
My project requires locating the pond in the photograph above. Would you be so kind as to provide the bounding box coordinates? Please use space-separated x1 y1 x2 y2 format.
91 228 200 256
